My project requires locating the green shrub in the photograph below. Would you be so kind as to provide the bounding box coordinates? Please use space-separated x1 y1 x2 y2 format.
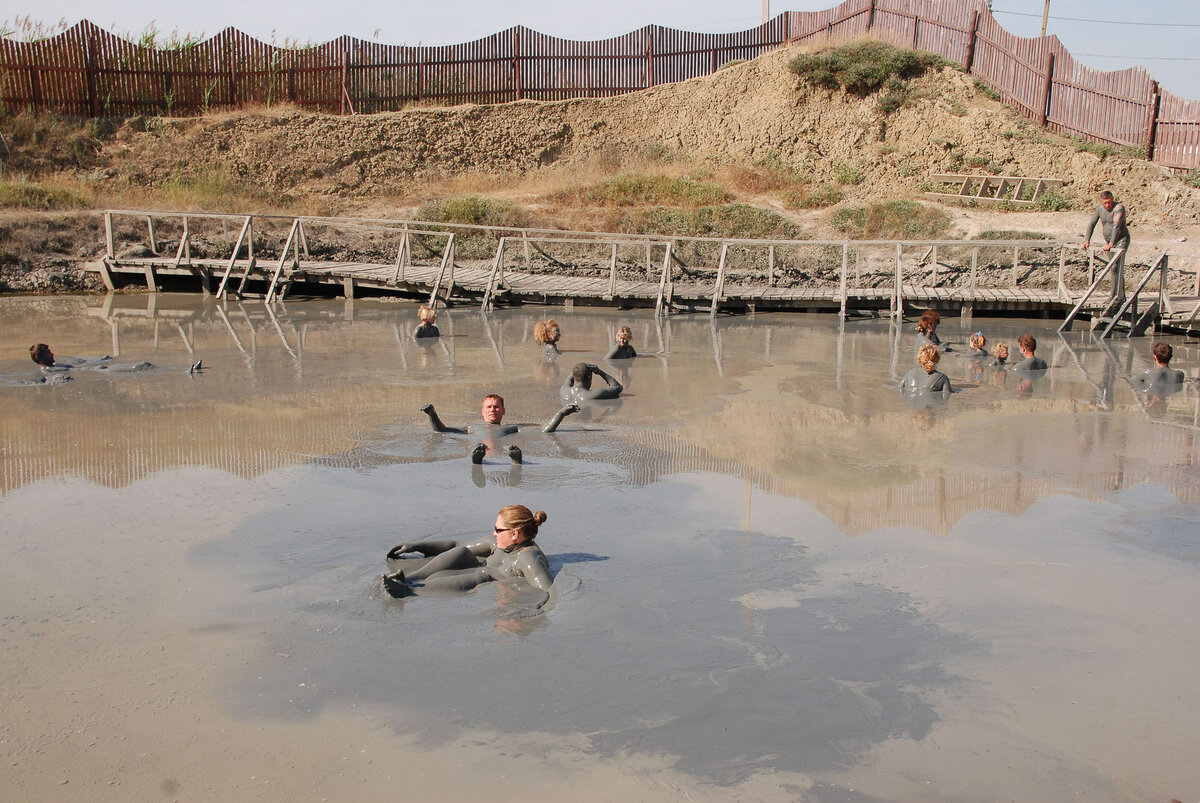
834 163 864 185
831 200 950 240
1184 169 1200 189
1034 187 1071 212
0 177 87 209
973 78 1000 101
416 195 528 228
584 174 730 207
978 230 1053 240
618 204 803 240
785 184 844 209
788 40 949 96
950 102 967 117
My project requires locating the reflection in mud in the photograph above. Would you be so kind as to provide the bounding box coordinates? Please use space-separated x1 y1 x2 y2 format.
3 294 1200 800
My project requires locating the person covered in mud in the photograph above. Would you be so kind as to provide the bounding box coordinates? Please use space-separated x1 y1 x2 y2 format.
901 343 952 397
382 504 553 598
534 319 562 358
1135 342 1186 404
30 342 164 373
1011 334 1048 371
561 362 623 404
413 305 440 340
914 310 948 356
1081 190 1130 306
965 332 989 359
29 343 111 372
990 341 1009 367
421 394 579 463
604 325 637 361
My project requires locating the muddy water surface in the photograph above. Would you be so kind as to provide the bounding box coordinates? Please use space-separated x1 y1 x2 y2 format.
2 294 1199 802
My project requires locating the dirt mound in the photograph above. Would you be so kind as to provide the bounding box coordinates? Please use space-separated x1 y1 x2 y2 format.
100 45 1198 229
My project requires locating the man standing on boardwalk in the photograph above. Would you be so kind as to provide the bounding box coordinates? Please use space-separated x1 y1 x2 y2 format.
1081 190 1130 306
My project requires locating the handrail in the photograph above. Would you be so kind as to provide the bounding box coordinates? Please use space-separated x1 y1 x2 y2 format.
264 219 301 304
481 236 507 311
1097 252 1167 339
215 216 254 299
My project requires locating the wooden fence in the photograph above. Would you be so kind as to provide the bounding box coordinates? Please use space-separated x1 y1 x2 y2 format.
1 0 1197 168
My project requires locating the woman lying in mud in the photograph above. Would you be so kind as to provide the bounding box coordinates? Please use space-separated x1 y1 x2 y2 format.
382 505 553 598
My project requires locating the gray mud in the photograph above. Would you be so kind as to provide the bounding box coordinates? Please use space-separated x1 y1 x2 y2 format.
2 294 1199 802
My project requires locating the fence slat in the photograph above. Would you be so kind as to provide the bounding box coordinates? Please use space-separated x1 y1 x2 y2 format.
2 6 1197 168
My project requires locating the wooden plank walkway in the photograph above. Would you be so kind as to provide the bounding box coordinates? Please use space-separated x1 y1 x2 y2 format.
85 210 1200 332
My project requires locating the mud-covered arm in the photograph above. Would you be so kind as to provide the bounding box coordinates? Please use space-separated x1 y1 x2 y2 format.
603 343 620 361
387 539 461 559
542 404 580 433
461 537 497 558
420 403 466 433
514 550 554 592
588 364 623 400
1082 208 1101 245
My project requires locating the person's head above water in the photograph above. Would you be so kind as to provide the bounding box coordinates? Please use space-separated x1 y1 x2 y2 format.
481 394 505 424
992 342 1009 360
1099 189 1116 212
29 343 55 367
617 325 632 344
495 504 547 550
969 332 986 351
534 319 561 345
916 343 941 374
417 305 436 325
571 362 595 389
916 309 940 334
1017 333 1037 356
1153 342 1173 366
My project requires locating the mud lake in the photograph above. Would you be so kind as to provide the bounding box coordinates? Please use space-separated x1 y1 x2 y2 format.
2 294 1198 802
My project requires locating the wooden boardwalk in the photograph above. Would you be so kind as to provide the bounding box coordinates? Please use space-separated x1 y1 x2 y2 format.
87 210 1200 333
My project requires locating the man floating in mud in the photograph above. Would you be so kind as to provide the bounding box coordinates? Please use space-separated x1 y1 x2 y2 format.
561 362 623 404
421 394 579 463
1081 190 1130 306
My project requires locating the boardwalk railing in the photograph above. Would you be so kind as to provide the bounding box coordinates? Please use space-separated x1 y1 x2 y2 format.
2 1 1198 168
95 210 1200 327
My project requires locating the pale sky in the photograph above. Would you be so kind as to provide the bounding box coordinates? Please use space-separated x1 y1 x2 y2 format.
2 0 1197 98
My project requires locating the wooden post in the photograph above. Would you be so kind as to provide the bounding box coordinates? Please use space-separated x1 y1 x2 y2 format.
86 35 99 116
971 247 978 288
711 48 717 74
645 32 655 88
146 216 158 254
607 242 618 298
894 242 903 318
104 211 114 259
768 245 776 286
645 242 652 280
866 0 876 30
1012 245 1019 287
340 51 349 115
30 67 42 111
911 17 919 49
230 63 238 108
710 242 729 316
1144 81 1162 161
288 68 296 104
839 243 848 321
964 10 979 74
513 29 522 100
163 69 173 114
417 61 425 102
1039 51 1055 127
